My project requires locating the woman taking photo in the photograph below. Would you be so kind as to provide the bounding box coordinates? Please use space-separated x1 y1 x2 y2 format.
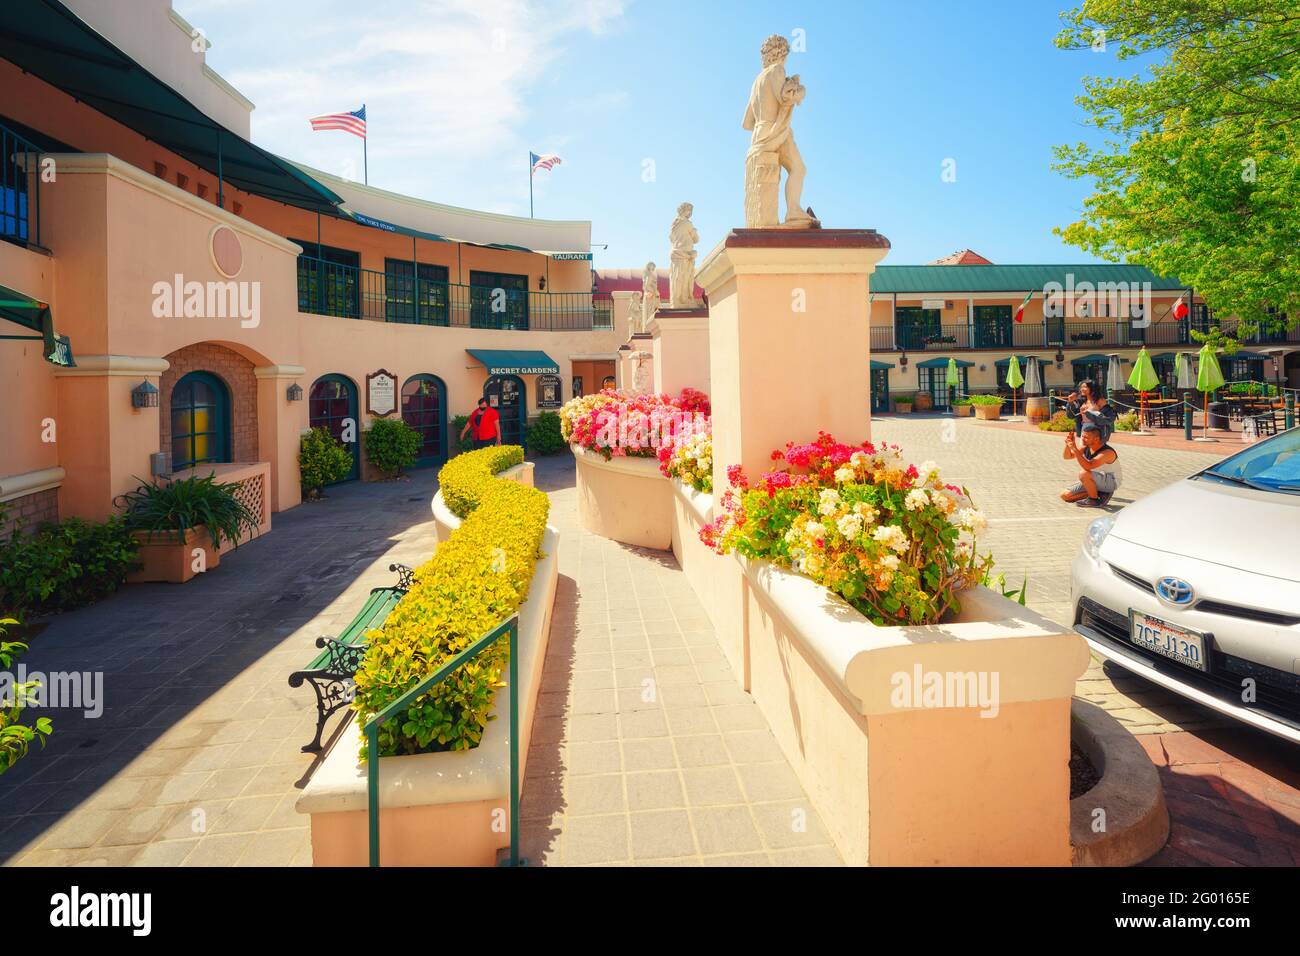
1064 379 1117 441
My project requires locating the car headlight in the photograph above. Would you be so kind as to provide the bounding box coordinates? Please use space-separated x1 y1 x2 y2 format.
1083 515 1115 561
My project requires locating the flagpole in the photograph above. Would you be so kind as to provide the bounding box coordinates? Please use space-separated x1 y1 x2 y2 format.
363 104 368 185
529 155 534 218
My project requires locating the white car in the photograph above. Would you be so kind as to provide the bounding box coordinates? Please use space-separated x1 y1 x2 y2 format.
1071 426 1300 743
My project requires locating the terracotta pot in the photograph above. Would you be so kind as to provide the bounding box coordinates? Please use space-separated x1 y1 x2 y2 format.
127 527 221 583
913 391 933 412
973 404 1002 421
894 402 914 414
953 405 974 417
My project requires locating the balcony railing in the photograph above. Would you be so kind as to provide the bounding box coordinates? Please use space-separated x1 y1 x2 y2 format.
296 254 613 331
2 122 42 248
871 318 1300 352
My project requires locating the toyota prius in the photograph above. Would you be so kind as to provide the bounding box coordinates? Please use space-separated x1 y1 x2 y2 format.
1071 426 1300 743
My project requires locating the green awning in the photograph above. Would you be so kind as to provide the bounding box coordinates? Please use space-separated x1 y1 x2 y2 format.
467 349 559 376
995 355 1046 366
0 284 74 366
915 357 974 368
0 0 343 215
1070 353 1112 364
870 360 895 370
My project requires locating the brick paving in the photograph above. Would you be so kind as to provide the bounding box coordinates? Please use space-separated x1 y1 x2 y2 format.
873 414 1300 866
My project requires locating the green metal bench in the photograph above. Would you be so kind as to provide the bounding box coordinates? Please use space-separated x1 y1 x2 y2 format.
289 563 414 752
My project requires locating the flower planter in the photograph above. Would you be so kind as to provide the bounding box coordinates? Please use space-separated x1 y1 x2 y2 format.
431 461 534 543
893 403 914 415
297 520 560 867
952 404 974 417
733 556 1090 866
973 404 1002 421
572 444 673 550
913 392 933 412
126 527 221 583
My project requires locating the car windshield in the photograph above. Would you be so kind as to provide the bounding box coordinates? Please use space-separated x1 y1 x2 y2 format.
1196 427 1300 494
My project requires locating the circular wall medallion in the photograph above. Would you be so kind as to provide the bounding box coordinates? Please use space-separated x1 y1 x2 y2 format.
210 225 243 278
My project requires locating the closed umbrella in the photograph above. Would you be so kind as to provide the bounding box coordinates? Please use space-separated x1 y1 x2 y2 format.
1195 343 1225 442
1006 355 1024 418
945 357 959 411
1127 347 1160 433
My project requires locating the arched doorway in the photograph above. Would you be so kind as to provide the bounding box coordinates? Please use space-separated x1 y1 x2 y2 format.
401 374 448 467
170 370 231 470
310 374 359 481
483 374 526 448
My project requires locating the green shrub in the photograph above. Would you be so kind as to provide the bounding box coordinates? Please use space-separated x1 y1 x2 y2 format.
116 474 258 550
1038 411 1077 432
0 617 52 775
365 417 421 474
450 414 477 455
0 517 137 614
1115 410 1141 432
353 445 548 757
525 411 566 455
299 426 352 497
966 394 1005 406
893 394 914 406
952 397 973 407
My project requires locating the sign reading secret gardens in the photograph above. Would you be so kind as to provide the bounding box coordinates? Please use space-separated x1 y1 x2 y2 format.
366 369 397 417
538 374 563 408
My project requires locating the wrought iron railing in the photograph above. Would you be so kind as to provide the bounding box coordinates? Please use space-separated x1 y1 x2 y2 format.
364 615 521 868
297 254 612 331
874 318 1300 352
1 122 42 248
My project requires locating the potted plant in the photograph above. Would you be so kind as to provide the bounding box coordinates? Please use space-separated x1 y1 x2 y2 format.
913 390 933 412
968 394 1005 420
952 397 974 417
893 395 914 414
117 475 259 583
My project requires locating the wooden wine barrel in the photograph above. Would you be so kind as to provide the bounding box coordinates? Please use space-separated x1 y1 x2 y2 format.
1026 395 1050 426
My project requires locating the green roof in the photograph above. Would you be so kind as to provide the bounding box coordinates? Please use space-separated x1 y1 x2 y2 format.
0 0 343 214
915 357 974 368
870 264 1186 295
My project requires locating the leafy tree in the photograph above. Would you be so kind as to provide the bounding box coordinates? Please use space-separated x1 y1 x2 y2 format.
1054 0 1300 338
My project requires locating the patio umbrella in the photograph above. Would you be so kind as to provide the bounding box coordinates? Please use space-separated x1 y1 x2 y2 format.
945 357 960 412
1105 354 1124 397
1127 347 1160 433
1195 342 1225 441
1006 355 1024 417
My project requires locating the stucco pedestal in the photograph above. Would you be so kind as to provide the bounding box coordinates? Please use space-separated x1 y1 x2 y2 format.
649 307 710 397
572 444 672 551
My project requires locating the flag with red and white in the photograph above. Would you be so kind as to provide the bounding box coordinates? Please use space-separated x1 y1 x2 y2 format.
309 105 367 139
530 151 562 174
1014 290 1033 323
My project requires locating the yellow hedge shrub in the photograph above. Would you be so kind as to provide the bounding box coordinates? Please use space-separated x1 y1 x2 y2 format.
352 445 548 757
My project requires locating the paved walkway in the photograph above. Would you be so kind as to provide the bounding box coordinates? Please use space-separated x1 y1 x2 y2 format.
873 415 1300 866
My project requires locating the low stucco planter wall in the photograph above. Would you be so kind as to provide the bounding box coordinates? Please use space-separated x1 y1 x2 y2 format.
296 518 559 867
1069 698 1170 866
572 444 673 551
669 482 747 681
738 557 1091 866
431 460 534 544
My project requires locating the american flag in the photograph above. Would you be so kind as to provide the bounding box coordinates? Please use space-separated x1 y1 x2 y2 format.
530 151 562 174
310 105 367 139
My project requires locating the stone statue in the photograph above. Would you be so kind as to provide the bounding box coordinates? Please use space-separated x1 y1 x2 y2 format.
631 351 653 394
668 203 699 307
640 261 659 332
626 290 644 334
742 34 817 229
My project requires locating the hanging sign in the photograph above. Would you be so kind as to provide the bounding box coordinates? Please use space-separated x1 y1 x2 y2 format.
366 369 397 416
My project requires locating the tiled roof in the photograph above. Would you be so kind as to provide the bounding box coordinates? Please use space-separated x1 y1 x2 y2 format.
929 249 993 265
594 268 704 300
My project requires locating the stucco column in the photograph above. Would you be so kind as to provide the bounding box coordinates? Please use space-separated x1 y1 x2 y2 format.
254 364 307 513
649 307 710 397
697 229 890 497
53 355 169 520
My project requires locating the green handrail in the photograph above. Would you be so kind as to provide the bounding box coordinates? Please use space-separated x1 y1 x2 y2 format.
363 614 521 867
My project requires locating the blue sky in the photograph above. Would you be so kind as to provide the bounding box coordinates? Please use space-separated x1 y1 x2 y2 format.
178 0 1126 269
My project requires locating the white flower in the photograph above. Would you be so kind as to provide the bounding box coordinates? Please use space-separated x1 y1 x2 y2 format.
905 488 930 512
872 524 910 553
836 513 863 539
877 553 900 571
804 521 826 541
853 502 878 522
818 488 841 516
956 508 987 534
917 460 938 479
784 527 801 544
850 451 870 467
834 466 855 484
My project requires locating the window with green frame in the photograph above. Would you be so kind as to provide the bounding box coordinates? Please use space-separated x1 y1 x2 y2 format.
894 306 940 350
469 270 529 330
385 259 450 325
293 238 361 318
171 370 230 470
973 305 1013 349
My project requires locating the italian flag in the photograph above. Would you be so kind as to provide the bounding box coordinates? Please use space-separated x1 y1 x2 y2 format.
1173 296 1189 320
1014 290 1032 323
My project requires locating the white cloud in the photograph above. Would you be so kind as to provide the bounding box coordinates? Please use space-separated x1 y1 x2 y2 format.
177 0 627 207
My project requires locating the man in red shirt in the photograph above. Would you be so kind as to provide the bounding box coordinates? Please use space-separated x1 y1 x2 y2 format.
460 397 502 449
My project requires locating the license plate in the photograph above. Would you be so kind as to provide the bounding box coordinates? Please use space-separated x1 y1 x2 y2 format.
1129 610 1208 672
